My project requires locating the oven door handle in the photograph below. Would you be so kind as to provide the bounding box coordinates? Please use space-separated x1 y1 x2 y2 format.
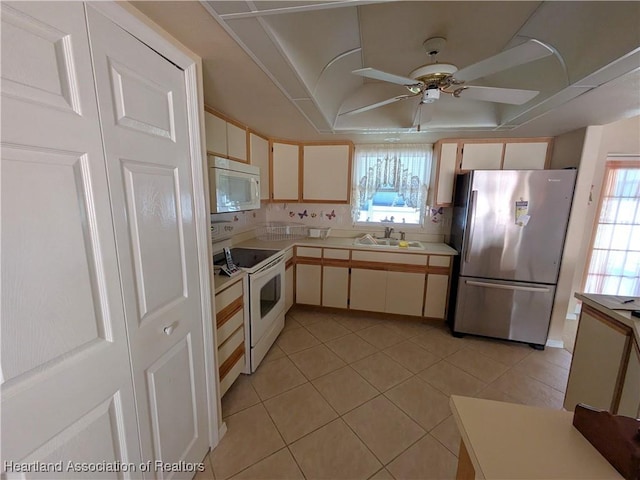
252 255 285 280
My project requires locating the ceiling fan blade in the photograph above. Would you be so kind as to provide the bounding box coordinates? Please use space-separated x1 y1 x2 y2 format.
453 39 554 83
412 102 434 129
352 67 423 88
340 94 417 116
456 85 540 105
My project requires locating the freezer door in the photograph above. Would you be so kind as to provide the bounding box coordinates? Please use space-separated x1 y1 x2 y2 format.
453 277 556 346
460 169 575 284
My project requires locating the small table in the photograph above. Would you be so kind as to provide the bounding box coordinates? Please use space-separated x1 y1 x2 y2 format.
449 395 623 479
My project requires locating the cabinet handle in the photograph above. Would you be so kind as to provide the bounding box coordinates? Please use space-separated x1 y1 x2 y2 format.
163 321 179 335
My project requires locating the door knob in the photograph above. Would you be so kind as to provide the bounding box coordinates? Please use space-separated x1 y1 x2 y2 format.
163 321 179 335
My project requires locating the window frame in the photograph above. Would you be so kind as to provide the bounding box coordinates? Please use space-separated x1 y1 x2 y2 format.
351 143 433 228
583 158 640 296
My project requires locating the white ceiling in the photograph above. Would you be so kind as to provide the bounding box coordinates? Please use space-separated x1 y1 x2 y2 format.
132 1 640 143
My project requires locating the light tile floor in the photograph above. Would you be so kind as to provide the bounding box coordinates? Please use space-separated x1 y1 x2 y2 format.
197 308 572 480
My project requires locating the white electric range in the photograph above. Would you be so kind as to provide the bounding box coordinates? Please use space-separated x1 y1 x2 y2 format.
213 246 285 372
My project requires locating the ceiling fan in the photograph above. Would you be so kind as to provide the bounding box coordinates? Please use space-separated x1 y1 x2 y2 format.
342 37 555 129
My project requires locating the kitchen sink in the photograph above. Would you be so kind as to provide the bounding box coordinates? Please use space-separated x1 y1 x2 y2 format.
353 237 425 250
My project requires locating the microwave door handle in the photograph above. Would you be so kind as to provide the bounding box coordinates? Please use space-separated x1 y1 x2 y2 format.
254 178 260 201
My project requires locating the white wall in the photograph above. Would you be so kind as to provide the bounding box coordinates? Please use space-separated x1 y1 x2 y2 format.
547 115 640 345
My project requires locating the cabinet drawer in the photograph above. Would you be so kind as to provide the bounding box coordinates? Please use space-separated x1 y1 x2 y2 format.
217 307 244 347
215 280 243 314
323 248 350 260
351 250 428 266
428 255 451 267
297 246 322 258
220 353 245 396
218 326 244 363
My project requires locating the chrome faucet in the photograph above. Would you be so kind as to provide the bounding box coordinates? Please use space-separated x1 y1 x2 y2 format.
384 227 394 238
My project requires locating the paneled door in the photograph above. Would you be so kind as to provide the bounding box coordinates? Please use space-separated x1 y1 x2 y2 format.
86 7 208 477
1 0 141 471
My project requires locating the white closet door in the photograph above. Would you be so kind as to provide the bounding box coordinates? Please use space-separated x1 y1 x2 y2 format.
1 0 141 469
86 7 208 476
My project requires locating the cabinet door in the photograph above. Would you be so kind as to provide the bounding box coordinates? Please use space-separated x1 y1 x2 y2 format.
460 143 503 170
227 121 247 162
350 268 387 312
563 309 630 411
434 142 459 206
302 144 351 202
295 263 321 305
285 264 294 312
322 266 349 308
250 132 270 201
272 142 300 201
386 271 425 316
424 274 449 319
205 111 227 156
503 142 548 170
617 341 640 418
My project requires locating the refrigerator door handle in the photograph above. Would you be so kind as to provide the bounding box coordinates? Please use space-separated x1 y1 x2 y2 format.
464 190 478 263
466 280 551 293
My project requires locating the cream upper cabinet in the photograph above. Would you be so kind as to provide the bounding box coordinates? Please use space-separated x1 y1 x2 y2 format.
460 143 504 170
302 144 352 203
430 141 459 207
250 132 270 201
503 142 549 170
204 110 247 162
205 111 227 156
272 141 300 201
227 122 247 162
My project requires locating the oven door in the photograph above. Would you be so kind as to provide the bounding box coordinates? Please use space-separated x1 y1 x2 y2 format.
249 255 285 347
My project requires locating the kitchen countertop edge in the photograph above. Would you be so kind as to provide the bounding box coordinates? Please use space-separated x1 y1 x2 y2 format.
575 293 640 341
233 237 459 256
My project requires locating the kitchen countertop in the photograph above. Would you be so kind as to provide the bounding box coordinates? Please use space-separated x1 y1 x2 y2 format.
213 269 246 294
233 236 459 256
212 237 457 293
450 395 623 479
575 293 640 341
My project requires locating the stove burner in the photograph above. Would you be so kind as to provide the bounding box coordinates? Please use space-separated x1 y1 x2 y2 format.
213 248 280 269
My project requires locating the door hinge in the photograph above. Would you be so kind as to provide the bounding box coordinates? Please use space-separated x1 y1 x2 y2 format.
347 298 350 306
348 268 351 274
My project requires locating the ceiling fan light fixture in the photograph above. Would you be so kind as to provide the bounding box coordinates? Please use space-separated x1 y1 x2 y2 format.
409 63 458 87
422 88 440 103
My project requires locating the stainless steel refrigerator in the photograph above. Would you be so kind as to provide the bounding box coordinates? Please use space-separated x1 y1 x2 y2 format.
449 169 576 349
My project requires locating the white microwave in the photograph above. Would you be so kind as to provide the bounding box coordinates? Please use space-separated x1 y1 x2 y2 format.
209 156 261 213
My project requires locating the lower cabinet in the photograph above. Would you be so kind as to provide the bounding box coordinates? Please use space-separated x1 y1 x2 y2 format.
350 268 387 312
291 247 452 320
215 278 246 396
424 273 449 319
296 263 321 305
386 271 425 316
618 341 640 418
564 303 638 415
285 249 294 313
322 266 349 308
